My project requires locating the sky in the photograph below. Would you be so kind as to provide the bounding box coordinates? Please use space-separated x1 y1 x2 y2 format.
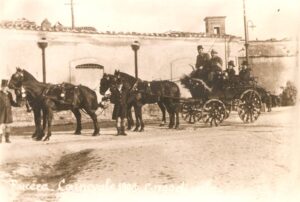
0 0 299 40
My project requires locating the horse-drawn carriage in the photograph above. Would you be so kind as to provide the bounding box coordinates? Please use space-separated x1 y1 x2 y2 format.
179 72 267 126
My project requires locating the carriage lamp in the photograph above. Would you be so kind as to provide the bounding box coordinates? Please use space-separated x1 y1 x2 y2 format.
37 37 48 83
131 40 140 78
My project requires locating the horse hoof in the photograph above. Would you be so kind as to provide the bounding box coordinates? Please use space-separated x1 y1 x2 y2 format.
159 123 166 127
139 128 144 132
168 125 174 129
133 128 139 132
92 133 100 136
35 137 43 141
74 131 81 135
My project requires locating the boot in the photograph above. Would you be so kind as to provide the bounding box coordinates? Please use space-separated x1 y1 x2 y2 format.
5 133 11 143
116 127 121 136
120 126 127 136
0 134 2 143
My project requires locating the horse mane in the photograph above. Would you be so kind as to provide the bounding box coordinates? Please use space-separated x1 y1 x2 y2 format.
22 69 40 83
116 71 140 85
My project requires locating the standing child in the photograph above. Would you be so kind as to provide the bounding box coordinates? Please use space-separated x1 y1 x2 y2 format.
0 79 19 143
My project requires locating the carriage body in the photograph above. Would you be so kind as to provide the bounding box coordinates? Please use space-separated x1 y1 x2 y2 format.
180 74 264 126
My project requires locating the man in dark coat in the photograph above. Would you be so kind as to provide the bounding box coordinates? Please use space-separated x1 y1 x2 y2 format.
0 79 19 143
110 78 130 136
192 45 210 79
207 49 223 84
225 60 236 80
239 61 251 83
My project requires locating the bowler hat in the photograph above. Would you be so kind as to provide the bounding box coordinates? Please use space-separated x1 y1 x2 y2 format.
1 79 8 87
228 60 235 67
211 49 218 54
197 45 204 50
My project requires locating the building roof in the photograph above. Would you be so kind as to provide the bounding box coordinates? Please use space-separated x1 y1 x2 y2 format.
0 18 239 39
204 16 226 21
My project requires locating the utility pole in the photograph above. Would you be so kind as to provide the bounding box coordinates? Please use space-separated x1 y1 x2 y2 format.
243 0 249 64
65 0 75 29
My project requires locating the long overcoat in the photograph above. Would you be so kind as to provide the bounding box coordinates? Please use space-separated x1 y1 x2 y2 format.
110 83 130 120
0 91 18 124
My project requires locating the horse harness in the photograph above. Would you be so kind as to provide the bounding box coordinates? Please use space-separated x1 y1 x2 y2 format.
41 83 80 107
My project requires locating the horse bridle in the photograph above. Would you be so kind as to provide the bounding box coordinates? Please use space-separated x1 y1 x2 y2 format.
10 71 27 99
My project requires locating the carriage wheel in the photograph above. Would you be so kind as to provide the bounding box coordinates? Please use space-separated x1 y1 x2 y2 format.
238 89 262 123
181 102 202 124
202 99 226 126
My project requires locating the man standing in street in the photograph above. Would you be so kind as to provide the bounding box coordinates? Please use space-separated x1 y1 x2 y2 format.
110 77 130 136
0 79 19 143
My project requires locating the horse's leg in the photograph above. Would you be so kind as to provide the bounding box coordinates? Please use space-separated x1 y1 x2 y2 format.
174 103 180 129
167 101 175 129
158 101 166 126
43 107 53 141
139 105 145 132
42 108 47 135
32 108 39 138
127 104 134 130
133 104 140 132
168 111 175 128
85 109 100 136
34 108 44 140
163 99 174 129
72 108 82 134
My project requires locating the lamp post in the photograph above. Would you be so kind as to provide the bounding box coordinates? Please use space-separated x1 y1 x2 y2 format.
37 37 48 83
131 41 140 78
243 0 249 64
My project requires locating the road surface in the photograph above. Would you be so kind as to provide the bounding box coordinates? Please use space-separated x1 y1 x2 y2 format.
0 106 299 202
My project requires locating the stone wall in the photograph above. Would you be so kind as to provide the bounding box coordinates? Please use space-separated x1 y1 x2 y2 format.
240 40 298 93
0 28 242 98
0 28 297 97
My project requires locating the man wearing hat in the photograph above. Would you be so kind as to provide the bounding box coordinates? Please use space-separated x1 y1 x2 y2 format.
191 45 210 79
0 79 19 143
225 60 236 80
195 45 210 70
207 49 223 84
109 77 130 136
239 61 251 83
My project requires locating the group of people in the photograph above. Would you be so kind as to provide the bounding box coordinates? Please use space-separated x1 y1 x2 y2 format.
192 45 252 86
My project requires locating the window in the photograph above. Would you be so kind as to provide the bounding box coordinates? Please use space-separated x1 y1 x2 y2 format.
213 27 220 35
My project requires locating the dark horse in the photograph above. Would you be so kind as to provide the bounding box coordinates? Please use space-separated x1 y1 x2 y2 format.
9 68 101 141
100 71 181 131
113 70 181 130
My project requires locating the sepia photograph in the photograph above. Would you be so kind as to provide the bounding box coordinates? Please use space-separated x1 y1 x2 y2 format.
0 0 299 201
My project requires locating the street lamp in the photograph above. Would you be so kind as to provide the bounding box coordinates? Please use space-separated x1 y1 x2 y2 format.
131 40 140 78
243 0 249 65
37 37 48 83
247 20 256 40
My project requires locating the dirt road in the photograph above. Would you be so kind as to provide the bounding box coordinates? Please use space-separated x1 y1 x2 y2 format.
0 106 299 202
